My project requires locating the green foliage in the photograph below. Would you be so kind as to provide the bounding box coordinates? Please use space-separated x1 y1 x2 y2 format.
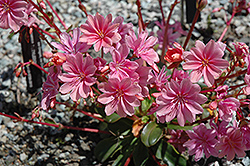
94 137 122 163
133 139 149 166
156 140 187 166
141 121 163 147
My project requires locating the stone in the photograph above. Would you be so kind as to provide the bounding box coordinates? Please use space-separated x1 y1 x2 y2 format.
20 153 28 161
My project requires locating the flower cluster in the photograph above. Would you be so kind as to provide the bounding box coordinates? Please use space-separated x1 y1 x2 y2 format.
2 0 250 164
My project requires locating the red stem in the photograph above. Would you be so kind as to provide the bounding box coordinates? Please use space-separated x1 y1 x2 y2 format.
26 0 62 36
183 9 200 50
136 0 146 31
160 0 180 63
200 89 215 93
149 149 163 166
218 9 236 42
33 24 57 39
29 60 49 74
158 0 165 25
46 0 68 30
0 112 109 134
56 102 105 122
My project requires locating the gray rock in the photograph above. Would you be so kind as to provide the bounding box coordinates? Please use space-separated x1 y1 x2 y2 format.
80 141 91 151
38 154 50 160
5 155 15 165
6 121 16 128
20 153 28 161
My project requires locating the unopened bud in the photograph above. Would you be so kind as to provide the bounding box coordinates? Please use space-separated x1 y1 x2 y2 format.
43 61 54 68
15 67 22 77
196 0 207 11
78 4 88 16
39 1 46 10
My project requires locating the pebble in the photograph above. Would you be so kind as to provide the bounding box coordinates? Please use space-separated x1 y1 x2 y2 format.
20 153 28 161
38 154 50 160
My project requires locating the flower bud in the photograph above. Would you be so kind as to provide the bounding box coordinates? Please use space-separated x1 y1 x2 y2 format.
15 67 22 77
196 0 207 11
39 1 46 10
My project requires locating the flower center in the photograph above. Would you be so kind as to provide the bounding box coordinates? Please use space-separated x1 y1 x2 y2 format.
97 30 105 38
2 3 10 12
116 89 124 99
202 58 209 67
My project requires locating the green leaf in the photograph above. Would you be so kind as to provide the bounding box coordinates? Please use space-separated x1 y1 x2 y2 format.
44 117 56 124
167 124 196 130
66 25 73 33
94 137 121 163
156 140 186 166
108 118 133 136
112 136 136 166
141 121 163 147
133 140 149 166
104 113 121 123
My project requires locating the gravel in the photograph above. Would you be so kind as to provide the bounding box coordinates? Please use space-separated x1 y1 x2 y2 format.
0 0 250 165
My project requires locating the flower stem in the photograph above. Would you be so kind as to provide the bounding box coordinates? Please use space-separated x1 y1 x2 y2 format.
29 60 49 74
183 10 200 50
136 0 146 31
27 0 62 36
46 0 68 29
218 9 236 42
0 112 109 134
158 0 165 25
160 0 180 63
56 102 104 122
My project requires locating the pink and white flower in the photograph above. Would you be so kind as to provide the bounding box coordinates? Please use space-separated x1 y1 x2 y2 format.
52 28 90 55
58 53 97 101
156 78 207 126
216 128 246 161
126 29 159 71
184 123 218 161
182 40 229 87
80 12 121 52
0 0 28 32
109 44 139 81
98 78 141 117
218 97 240 122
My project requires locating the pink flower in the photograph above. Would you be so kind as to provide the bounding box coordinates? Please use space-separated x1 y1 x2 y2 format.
43 52 66 67
183 123 218 161
98 78 141 117
134 59 153 97
210 120 229 139
218 97 240 122
164 42 184 63
240 123 250 150
94 57 107 71
40 66 60 110
126 29 159 71
109 44 139 81
58 53 97 101
80 12 121 52
244 74 250 95
152 66 170 91
233 42 249 58
155 21 187 49
168 130 188 153
112 16 133 44
215 85 228 99
216 128 246 161
0 0 28 32
156 78 207 126
24 2 44 27
52 28 91 55
182 40 229 87
172 68 189 84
